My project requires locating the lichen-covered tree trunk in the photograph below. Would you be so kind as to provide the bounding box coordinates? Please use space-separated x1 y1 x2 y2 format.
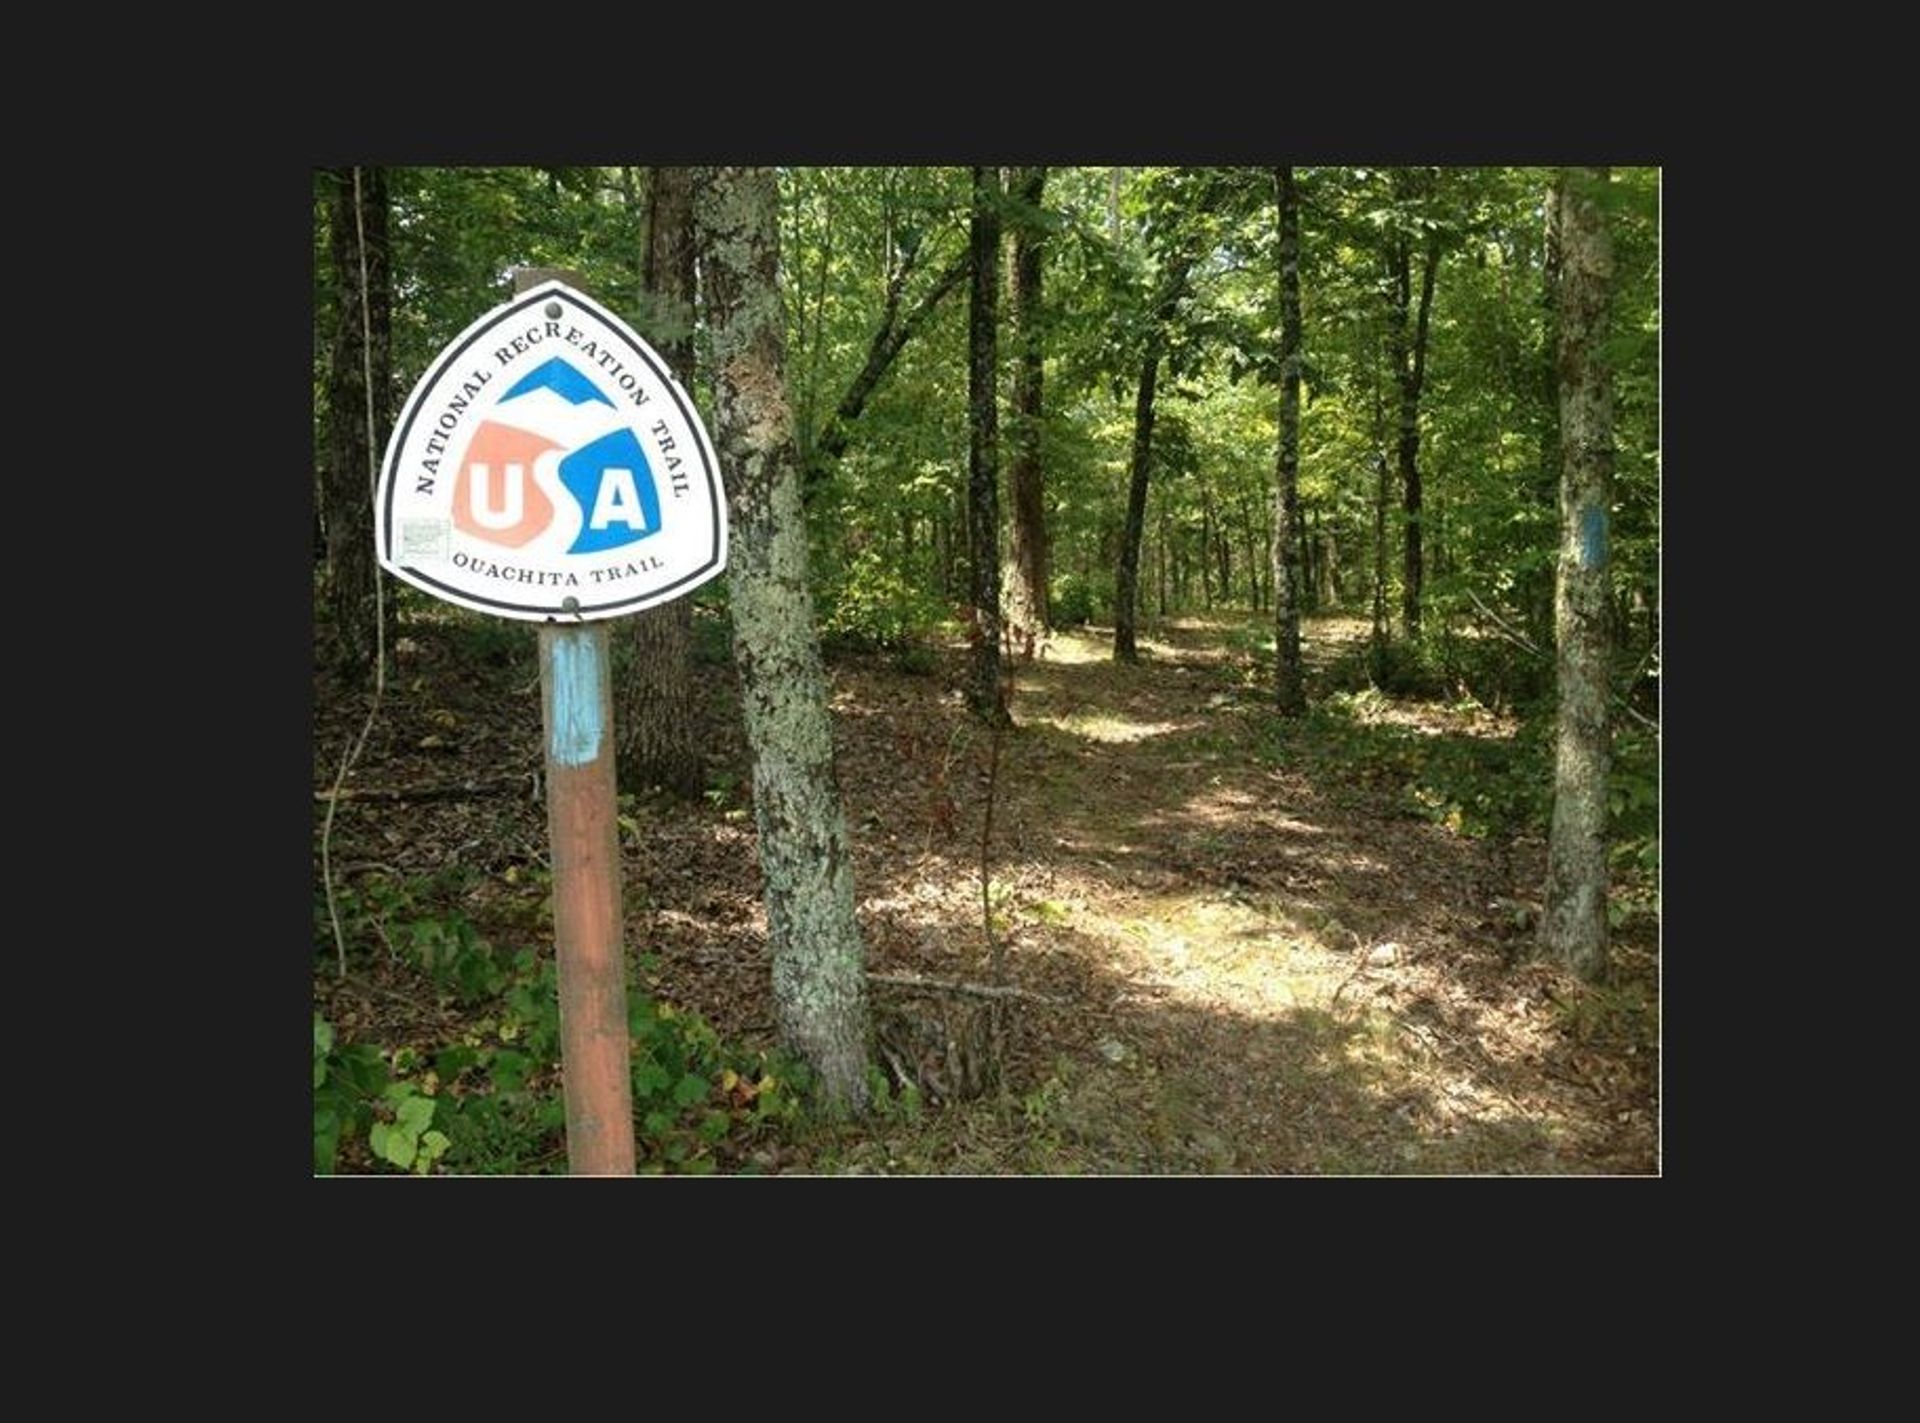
1272 166 1306 714
1112 335 1161 663
1004 166 1050 639
1397 233 1440 638
1539 167 1616 982
692 166 870 1111
618 166 701 798
323 165 392 681
966 166 1009 722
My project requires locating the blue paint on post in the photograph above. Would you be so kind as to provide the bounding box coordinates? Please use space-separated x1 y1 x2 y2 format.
1580 505 1609 570
550 632 603 766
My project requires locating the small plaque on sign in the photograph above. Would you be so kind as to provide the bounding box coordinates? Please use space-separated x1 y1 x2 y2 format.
400 519 450 562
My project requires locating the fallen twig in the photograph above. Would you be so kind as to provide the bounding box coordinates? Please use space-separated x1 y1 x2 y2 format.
867 972 1063 1006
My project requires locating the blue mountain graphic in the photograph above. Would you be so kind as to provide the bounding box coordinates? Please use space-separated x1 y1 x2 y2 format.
501 356 613 407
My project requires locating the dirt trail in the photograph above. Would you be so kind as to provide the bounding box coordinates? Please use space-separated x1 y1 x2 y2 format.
315 610 1659 1174
810 614 1656 1174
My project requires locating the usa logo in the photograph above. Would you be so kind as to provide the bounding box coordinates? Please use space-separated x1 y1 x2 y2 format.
375 280 727 621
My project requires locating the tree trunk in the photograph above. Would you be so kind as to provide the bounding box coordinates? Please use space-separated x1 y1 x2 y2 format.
1385 177 1441 640
1300 503 1318 616
1217 507 1232 607
1272 167 1306 714
966 167 1009 723
1156 511 1169 618
1236 496 1259 611
1318 513 1339 608
692 166 870 1111
1004 167 1050 638
934 506 953 602
1200 491 1215 610
1113 335 1161 662
1539 167 1616 983
323 166 393 682
1114 256 1190 663
1366 341 1391 675
618 166 701 799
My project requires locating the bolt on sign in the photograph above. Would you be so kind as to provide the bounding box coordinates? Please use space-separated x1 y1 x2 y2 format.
376 280 727 620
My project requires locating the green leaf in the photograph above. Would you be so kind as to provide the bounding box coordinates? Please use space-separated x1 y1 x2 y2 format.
337 1045 389 1096
396 1095 436 1134
632 1059 671 1099
491 1050 532 1094
673 1072 711 1108
313 1107 341 1174
313 1016 335 1058
434 1045 482 1079
415 1130 451 1174
369 1121 410 1168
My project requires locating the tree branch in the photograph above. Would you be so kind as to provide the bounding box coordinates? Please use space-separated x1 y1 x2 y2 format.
806 244 972 484
1465 587 1659 733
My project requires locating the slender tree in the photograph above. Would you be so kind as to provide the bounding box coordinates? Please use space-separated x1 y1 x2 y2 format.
617 166 701 797
322 166 393 680
1004 166 1050 639
1539 167 1616 980
966 166 1010 722
1368 347 1391 680
1272 166 1306 713
1383 169 1442 638
692 166 871 1110
1113 254 1192 663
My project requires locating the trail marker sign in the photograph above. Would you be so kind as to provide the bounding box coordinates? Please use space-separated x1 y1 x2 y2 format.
376 279 727 622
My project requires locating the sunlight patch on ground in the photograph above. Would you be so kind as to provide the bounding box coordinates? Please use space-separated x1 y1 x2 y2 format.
1023 877 1354 1021
1028 630 1118 666
1170 785 1268 826
1332 688 1520 742
1024 710 1197 744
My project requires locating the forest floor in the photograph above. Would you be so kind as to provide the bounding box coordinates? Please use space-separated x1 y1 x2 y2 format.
314 607 1659 1175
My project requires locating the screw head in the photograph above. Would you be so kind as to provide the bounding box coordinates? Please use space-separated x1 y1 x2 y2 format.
544 301 563 320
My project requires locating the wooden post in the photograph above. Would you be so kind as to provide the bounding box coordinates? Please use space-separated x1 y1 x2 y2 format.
518 267 636 1176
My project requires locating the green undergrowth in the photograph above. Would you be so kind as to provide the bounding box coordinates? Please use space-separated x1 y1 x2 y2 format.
316 879 806 1176
816 547 953 657
1251 684 1658 888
